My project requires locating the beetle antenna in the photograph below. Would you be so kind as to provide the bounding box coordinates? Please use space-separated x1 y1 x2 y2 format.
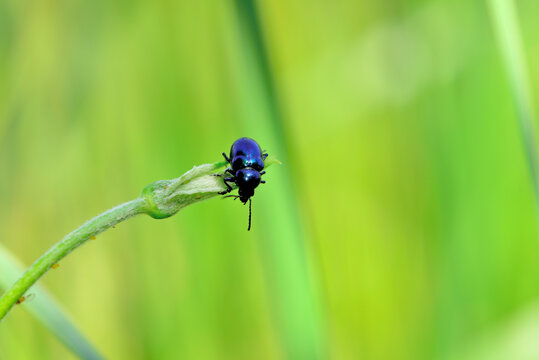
222 195 239 200
248 198 252 231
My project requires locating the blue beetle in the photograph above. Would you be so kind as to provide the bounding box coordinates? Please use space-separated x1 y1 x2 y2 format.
219 137 268 230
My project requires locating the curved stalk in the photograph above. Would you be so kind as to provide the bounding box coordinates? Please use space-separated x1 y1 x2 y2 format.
0 199 146 321
0 157 279 322
0 162 226 321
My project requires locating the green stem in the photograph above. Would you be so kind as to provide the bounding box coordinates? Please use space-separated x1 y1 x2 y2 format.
0 199 146 321
0 162 224 321
0 157 279 322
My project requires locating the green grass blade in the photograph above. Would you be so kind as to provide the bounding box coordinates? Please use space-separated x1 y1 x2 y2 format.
0 243 104 360
488 0 539 214
233 1 326 358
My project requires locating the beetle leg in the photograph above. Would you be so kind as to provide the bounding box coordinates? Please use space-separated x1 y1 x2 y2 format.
261 180 266 184
222 152 230 163
259 171 266 175
213 168 233 178
218 177 235 195
262 153 268 160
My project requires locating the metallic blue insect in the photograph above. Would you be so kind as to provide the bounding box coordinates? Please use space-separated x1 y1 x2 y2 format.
219 137 268 230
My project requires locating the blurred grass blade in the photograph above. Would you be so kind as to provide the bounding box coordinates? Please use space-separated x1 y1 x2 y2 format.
0 243 103 360
234 0 326 358
488 0 539 214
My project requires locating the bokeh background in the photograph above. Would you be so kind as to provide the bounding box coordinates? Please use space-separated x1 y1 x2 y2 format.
2 0 539 359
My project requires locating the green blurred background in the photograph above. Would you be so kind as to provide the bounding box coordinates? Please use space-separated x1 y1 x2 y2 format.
2 0 539 359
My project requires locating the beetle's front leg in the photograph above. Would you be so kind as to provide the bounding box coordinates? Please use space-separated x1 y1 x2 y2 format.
218 177 235 195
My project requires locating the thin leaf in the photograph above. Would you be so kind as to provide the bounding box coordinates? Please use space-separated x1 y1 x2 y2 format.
0 243 104 360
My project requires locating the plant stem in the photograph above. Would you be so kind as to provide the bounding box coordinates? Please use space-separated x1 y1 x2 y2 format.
0 161 225 321
0 198 146 321
0 158 279 322
0 245 105 359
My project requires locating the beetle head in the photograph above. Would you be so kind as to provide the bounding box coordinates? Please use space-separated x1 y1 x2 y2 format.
236 168 260 202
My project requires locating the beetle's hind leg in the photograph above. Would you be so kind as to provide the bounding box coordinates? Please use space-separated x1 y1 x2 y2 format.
218 177 235 195
262 153 269 161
